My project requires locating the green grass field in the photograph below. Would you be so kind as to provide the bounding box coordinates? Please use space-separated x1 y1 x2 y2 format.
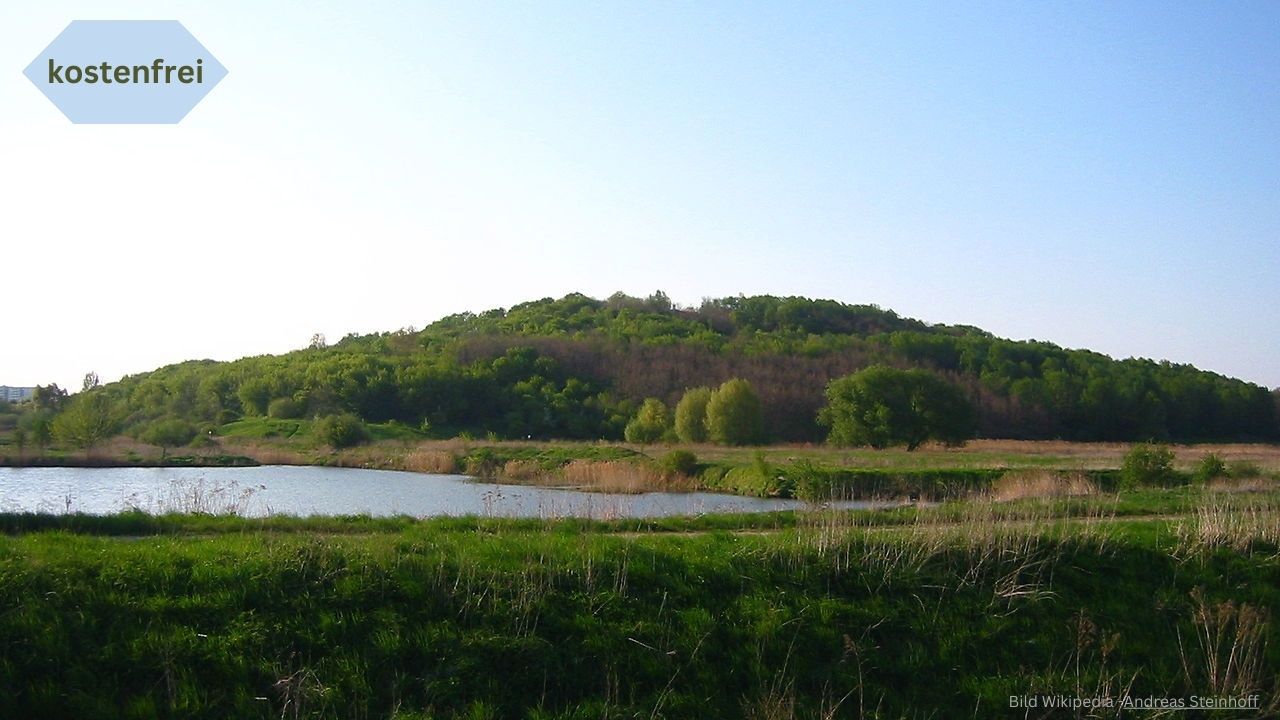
1 488 1277 719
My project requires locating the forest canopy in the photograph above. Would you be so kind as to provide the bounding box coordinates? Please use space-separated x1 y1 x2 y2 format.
72 292 1277 445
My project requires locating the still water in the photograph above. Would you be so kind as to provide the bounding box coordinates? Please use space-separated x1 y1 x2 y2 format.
0 465 870 519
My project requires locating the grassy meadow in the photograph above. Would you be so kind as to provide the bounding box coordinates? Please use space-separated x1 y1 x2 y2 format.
1 487 1278 718
4 420 1280 716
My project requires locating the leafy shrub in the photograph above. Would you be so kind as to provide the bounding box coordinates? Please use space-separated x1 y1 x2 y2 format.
313 413 369 449
140 418 198 455
658 450 698 477
51 393 121 450
1120 443 1176 489
624 398 671 444
819 365 974 450
1193 453 1228 484
698 464 729 489
673 387 712 443
267 397 306 420
706 379 763 446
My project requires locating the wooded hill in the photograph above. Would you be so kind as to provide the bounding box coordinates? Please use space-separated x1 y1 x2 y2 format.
80 292 1280 443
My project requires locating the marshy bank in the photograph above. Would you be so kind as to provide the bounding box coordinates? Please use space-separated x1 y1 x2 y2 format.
6 433 1279 506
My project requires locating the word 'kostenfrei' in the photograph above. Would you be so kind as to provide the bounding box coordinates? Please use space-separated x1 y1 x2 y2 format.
46 58 205 85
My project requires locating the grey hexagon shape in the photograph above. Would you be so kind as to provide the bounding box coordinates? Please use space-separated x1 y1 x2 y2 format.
24 20 228 124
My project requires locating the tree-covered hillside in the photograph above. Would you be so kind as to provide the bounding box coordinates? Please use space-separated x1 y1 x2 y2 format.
69 292 1280 444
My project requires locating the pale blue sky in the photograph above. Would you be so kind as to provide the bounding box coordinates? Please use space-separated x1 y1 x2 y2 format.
2 1 1278 389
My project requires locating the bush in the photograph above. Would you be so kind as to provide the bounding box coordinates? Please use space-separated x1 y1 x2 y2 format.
1193 453 1227 484
140 418 198 457
267 397 306 420
819 366 974 450
705 379 763 446
1120 443 1176 489
313 413 370 449
51 393 121 450
624 398 671 444
658 450 698 477
673 387 712 443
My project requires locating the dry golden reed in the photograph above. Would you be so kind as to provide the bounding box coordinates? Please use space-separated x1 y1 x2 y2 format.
1207 476 1279 494
402 449 458 474
990 470 1098 502
559 460 688 493
500 460 544 483
1178 495 1280 555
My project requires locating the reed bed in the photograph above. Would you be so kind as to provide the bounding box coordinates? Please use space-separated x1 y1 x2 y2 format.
401 449 459 474
558 459 692 493
989 469 1099 501
1177 493 1280 556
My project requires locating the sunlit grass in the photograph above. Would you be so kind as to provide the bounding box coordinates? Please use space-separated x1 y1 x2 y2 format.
1 485 1278 718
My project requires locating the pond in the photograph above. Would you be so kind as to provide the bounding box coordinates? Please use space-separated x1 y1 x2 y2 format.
0 465 880 519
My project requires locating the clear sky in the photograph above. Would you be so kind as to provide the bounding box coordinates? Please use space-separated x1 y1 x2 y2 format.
2 1 1278 391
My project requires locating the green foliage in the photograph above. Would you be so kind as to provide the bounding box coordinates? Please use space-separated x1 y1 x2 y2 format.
819 365 975 450
139 418 197 457
267 396 306 420
623 398 670 444
313 413 369 449
705 379 763 445
49 292 1279 447
1120 442 1177 489
460 445 642 478
32 384 68 413
1193 452 1228 484
219 417 308 440
51 393 121 449
657 449 698 476
19 411 53 450
15 514 1275 718
673 387 712 443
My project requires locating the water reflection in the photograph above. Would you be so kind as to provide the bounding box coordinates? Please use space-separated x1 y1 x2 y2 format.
0 465 883 519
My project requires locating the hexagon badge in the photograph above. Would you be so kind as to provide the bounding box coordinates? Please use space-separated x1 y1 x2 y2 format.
24 20 228 124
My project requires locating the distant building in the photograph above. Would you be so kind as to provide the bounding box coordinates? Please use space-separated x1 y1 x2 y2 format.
0 386 35 403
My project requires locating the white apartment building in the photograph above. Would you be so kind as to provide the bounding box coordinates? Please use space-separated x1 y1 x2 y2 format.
0 386 35 403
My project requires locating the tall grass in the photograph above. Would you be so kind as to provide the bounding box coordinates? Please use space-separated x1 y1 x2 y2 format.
988 469 1098 501
0 496 1277 718
1177 493 1280 556
401 449 458 474
1179 588 1273 705
559 459 690 493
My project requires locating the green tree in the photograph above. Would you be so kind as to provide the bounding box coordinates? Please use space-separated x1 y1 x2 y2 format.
624 398 671 444
314 413 369 449
819 366 974 450
32 384 68 413
674 387 712 443
705 379 763 446
140 418 198 460
23 412 53 455
237 376 277 417
11 427 26 459
51 393 120 451
267 397 306 420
